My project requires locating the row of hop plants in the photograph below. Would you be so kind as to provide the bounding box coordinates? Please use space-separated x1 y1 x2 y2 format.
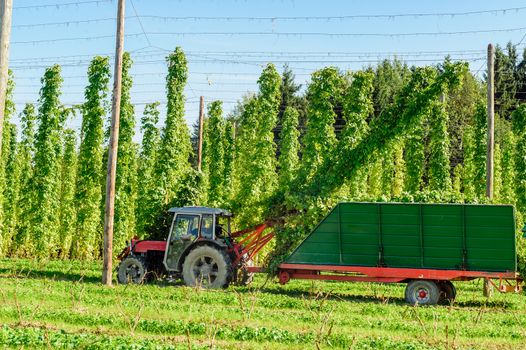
0 49 524 265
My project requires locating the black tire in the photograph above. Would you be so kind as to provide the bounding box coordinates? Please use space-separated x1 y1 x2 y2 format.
182 245 232 289
438 281 457 304
237 258 254 286
405 280 440 306
117 256 148 284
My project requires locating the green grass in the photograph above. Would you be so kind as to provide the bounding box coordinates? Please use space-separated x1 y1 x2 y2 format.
0 259 525 349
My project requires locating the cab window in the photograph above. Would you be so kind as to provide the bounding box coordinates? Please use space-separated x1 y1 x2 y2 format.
172 214 200 240
201 214 214 239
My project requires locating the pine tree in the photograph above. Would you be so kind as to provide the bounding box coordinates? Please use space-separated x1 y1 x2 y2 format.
203 101 225 206
58 129 77 258
277 106 300 193
13 104 37 256
155 47 192 210
31 65 64 257
114 52 138 250
428 99 452 192
277 65 306 141
137 102 161 236
73 57 110 259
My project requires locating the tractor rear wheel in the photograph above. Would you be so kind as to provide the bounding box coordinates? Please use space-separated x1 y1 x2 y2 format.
405 280 440 306
182 245 232 289
117 256 148 284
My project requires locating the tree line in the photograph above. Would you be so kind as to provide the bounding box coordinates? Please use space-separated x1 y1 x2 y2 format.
0 45 525 262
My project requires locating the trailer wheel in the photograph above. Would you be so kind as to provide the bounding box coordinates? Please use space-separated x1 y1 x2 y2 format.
117 256 148 284
438 281 456 304
183 245 232 289
405 280 440 306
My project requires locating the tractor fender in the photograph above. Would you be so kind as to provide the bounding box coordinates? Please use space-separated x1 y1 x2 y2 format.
176 239 228 272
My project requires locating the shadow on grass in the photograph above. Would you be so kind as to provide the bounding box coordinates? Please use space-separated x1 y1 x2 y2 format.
255 285 408 305
0 267 101 284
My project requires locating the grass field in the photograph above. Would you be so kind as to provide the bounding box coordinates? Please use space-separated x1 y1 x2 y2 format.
0 259 525 349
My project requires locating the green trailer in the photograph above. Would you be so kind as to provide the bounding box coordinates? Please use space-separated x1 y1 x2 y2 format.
278 202 522 305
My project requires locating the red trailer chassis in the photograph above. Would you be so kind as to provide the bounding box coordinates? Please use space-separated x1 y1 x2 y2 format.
278 263 523 293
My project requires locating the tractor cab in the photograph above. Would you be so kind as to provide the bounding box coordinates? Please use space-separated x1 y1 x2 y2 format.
163 206 233 272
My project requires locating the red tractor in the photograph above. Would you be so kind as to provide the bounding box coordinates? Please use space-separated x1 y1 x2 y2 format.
117 206 274 288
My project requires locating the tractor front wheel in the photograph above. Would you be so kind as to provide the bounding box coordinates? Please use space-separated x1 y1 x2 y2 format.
182 245 232 289
237 258 254 286
117 256 148 284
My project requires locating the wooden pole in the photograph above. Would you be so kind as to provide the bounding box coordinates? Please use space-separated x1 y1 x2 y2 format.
197 96 204 171
0 0 13 160
486 43 495 200
102 0 126 286
484 43 495 298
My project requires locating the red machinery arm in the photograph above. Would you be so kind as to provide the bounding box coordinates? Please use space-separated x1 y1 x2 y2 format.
229 220 276 266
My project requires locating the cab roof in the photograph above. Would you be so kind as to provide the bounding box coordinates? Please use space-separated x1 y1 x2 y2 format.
168 206 233 217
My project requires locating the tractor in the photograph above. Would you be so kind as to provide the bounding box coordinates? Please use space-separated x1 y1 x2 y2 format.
117 206 274 288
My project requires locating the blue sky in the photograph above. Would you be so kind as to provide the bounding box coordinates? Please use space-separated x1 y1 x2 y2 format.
8 0 526 133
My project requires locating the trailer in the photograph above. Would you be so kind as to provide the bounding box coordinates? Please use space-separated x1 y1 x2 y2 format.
277 202 523 305
117 202 523 305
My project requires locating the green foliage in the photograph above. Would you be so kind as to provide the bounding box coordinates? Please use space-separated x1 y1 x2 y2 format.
501 130 516 204
391 143 405 197
446 69 483 169
0 72 15 255
342 71 374 198
223 120 235 200
427 98 452 192
493 143 502 201
512 105 526 212
305 62 466 200
12 104 37 256
452 163 463 197
277 107 300 194
234 64 281 226
58 129 78 258
136 102 161 236
31 65 64 258
155 47 192 209
232 97 259 219
73 57 110 259
203 101 225 206
301 67 344 182
2 125 19 255
404 118 426 193
463 102 487 200
114 52 138 250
